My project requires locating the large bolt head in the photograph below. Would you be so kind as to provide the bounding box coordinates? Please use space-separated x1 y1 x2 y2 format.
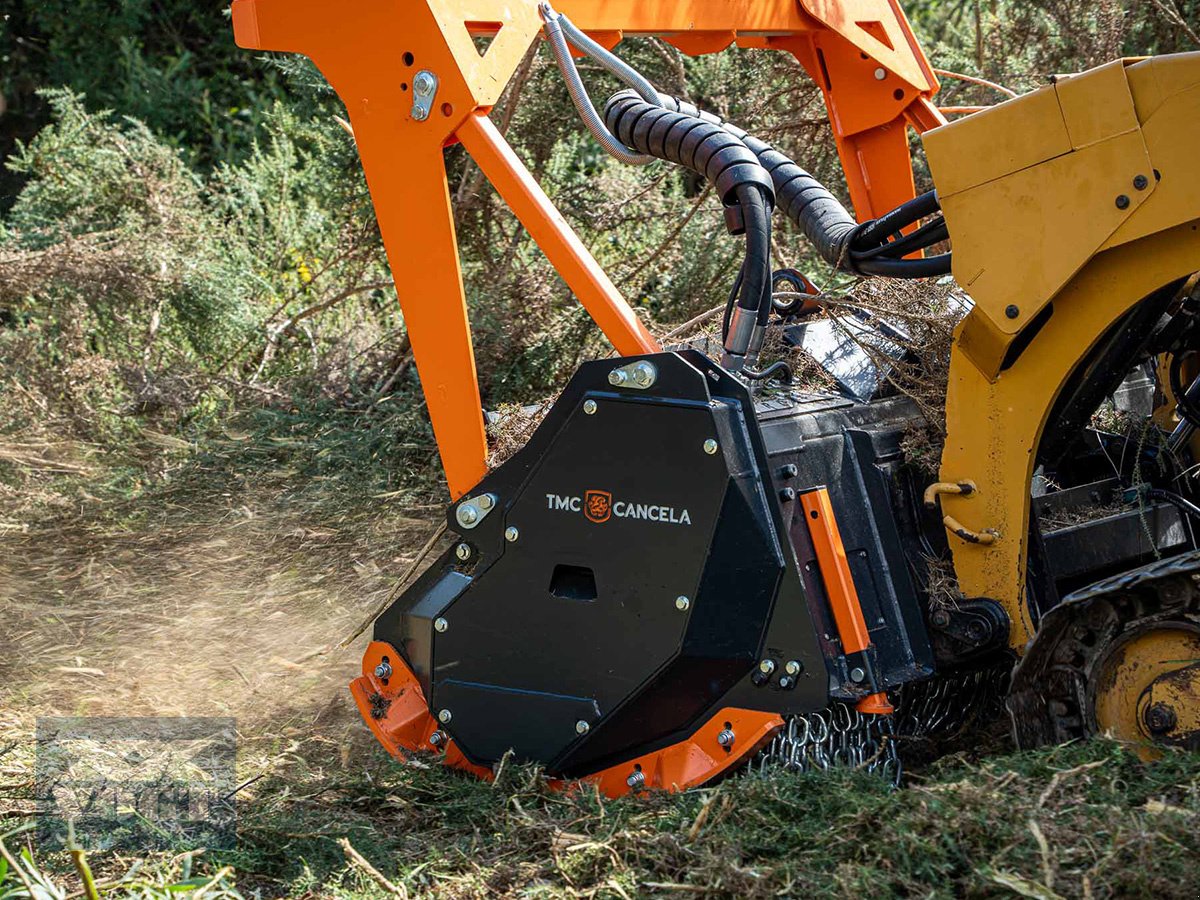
413 71 436 94
1144 702 1178 735
717 728 735 747
626 770 645 789
457 505 479 526
608 369 628 386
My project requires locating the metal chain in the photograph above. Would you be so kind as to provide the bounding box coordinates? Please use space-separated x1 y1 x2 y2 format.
756 702 902 786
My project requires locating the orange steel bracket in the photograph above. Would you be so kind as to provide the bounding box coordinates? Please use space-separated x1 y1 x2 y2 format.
353 640 782 797
231 0 941 496
231 0 658 499
800 488 894 715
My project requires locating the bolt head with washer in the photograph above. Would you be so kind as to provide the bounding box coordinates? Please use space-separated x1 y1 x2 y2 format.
703 439 719 455
457 505 479 526
608 369 628 386
434 617 449 633
758 659 776 676
583 399 597 415
374 661 393 679
505 526 520 542
455 543 472 561
785 660 802 677
717 728 736 747
575 720 590 735
850 666 866 683
675 595 690 611
437 709 452 723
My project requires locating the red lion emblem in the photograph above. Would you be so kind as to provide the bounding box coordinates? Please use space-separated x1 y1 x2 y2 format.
584 490 612 524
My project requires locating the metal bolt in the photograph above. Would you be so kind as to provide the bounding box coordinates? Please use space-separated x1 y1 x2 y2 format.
413 71 436 94
778 675 796 690
874 67 887 80
703 439 719 455
477 494 494 511
1116 194 1131 210
779 487 796 502
631 361 657 388
438 709 453 724
675 595 690 611
455 542 472 561
434 617 449 633
626 769 645 789
457 504 479 526
429 730 446 747
850 666 866 683
1133 173 1150 191
374 660 393 679
583 399 598 415
758 659 776 676
608 369 628 386
1144 702 1177 735
717 729 736 747
931 609 951 628
413 107 428 122
1005 304 1020 320
576 719 590 735
505 526 520 542
785 660 803 677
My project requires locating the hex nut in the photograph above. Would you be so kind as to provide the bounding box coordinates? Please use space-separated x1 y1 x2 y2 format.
374 661 393 679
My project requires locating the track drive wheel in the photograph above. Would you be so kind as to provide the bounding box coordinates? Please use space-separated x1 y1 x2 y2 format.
1010 563 1200 756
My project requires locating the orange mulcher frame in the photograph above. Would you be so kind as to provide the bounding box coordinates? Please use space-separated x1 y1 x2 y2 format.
231 0 943 501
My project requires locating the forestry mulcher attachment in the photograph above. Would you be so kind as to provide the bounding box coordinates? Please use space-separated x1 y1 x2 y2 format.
233 0 1200 795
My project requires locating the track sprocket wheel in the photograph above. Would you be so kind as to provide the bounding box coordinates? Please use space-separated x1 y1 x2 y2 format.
1010 565 1200 755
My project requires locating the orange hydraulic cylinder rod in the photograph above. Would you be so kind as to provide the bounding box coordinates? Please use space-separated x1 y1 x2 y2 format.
457 113 660 357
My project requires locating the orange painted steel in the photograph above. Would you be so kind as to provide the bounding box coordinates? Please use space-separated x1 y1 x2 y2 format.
457 114 659 356
231 0 940 498
353 640 782 798
801 488 894 715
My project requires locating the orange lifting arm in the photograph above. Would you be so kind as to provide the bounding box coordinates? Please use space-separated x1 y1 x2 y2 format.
230 0 940 498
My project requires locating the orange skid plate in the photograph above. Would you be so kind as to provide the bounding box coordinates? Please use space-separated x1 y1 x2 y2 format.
351 641 783 797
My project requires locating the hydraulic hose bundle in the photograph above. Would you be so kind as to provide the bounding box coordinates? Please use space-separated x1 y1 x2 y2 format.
539 3 952 372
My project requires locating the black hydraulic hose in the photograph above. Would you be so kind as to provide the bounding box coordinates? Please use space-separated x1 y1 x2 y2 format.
609 90 952 279
736 183 773 325
742 360 793 384
1147 488 1200 524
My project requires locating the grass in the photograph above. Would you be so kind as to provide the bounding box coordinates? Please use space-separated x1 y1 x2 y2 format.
0 401 1197 900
